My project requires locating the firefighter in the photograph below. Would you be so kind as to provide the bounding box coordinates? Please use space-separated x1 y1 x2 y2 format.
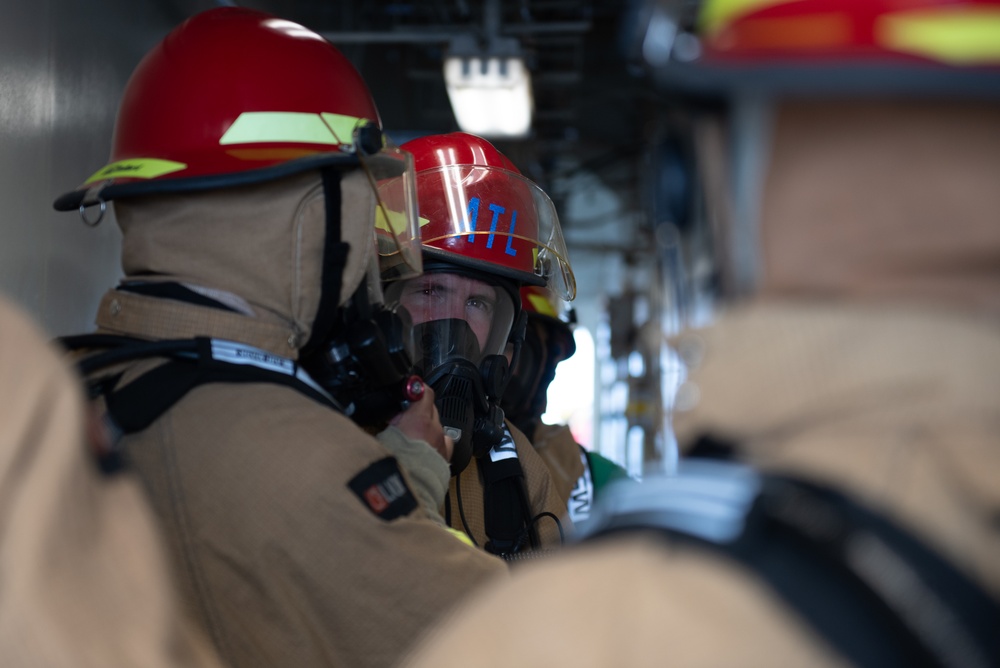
501 285 628 528
397 98 1000 668
379 132 576 556
53 9 504 668
0 294 224 668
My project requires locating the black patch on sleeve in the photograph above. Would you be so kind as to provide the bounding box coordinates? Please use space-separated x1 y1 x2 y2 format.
348 457 418 521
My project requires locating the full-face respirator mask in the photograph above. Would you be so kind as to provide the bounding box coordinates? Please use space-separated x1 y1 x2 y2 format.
302 292 426 428
384 271 522 475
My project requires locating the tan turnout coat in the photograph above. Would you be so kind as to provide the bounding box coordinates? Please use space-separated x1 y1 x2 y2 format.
447 421 569 550
84 171 505 668
531 422 586 511
0 296 223 668
401 301 1000 667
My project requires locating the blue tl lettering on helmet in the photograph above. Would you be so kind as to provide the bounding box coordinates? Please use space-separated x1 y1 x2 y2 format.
486 203 505 249
505 210 518 257
467 197 480 242
465 198 519 254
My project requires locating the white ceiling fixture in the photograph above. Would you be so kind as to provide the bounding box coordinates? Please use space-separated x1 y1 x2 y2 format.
444 35 534 139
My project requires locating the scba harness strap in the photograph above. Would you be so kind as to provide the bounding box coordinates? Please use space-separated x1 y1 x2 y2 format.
446 425 559 558
583 450 1000 668
61 334 342 472
479 430 539 556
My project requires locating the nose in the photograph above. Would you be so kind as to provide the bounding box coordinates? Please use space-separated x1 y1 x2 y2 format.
441 294 470 321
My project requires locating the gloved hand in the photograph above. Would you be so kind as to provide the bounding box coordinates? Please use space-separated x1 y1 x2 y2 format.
389 385 454 463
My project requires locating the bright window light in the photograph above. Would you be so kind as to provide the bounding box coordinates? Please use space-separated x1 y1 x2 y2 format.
443 56 533 139
543 327 596 448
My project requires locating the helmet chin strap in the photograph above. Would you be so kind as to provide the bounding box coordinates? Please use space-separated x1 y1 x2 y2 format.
300 168 348 358
300 166 426 428
505 309 527 383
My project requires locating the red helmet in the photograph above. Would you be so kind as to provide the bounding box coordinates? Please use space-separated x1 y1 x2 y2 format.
699 0 1000 66
380 132 576 301
56 8 403 213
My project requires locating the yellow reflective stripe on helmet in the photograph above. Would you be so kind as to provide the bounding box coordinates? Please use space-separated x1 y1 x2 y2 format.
84 158 187 184
699 0 789 36
877 9 1000 65
219 111 366 146
321 112 365 145
444 527 476 547
527 292 559 318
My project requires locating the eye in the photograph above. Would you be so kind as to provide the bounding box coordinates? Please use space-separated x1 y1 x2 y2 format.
467 296 494 314
406 280 441 298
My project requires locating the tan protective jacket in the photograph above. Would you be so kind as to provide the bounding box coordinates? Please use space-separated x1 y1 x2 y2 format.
671 301 1000 598
84 172 506 668
0 296 223 668
402 534 852 668
531 422 586 510
401 301 1000 667
447 421 569 551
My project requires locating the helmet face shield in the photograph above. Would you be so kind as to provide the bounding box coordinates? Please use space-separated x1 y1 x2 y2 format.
521 284 574 325
409 164 576 301
378 158 576 302
364 133 422 281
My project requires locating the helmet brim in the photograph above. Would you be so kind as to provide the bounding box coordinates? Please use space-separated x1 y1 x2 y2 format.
53 150 382 212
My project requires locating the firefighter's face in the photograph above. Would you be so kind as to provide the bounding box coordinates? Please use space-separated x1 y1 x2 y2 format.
395 273 498 352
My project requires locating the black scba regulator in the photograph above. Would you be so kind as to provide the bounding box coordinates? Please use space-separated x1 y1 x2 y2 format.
305 306 425 427
411 318 515 476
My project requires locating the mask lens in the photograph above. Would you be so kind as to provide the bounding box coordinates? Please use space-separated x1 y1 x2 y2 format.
384 273 515 366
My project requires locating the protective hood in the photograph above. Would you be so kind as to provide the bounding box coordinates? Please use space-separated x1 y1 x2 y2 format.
113 169 377 357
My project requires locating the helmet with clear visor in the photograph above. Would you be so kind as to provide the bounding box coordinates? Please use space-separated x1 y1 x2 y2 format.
380 132 576 366
53 7 428 426
53 6 423 281
379 132 575 473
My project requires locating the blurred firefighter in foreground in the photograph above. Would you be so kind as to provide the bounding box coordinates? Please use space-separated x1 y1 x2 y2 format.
0 295 224 668
379 132 576 557
53 9 505 668
501 285 628 528
398 98 1000 667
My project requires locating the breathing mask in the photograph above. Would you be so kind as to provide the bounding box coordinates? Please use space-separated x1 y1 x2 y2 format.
384 270 520 475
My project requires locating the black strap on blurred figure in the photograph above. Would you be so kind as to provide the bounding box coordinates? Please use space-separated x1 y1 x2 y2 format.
581 434 1000 668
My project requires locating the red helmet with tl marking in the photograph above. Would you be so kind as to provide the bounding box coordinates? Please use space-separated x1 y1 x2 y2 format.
380 132 575 303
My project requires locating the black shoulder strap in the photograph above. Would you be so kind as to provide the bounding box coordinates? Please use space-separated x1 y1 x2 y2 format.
103 351 337 434
62 335 341 469
741 474 1000 668
584 455 1000 668
479 453 538 555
